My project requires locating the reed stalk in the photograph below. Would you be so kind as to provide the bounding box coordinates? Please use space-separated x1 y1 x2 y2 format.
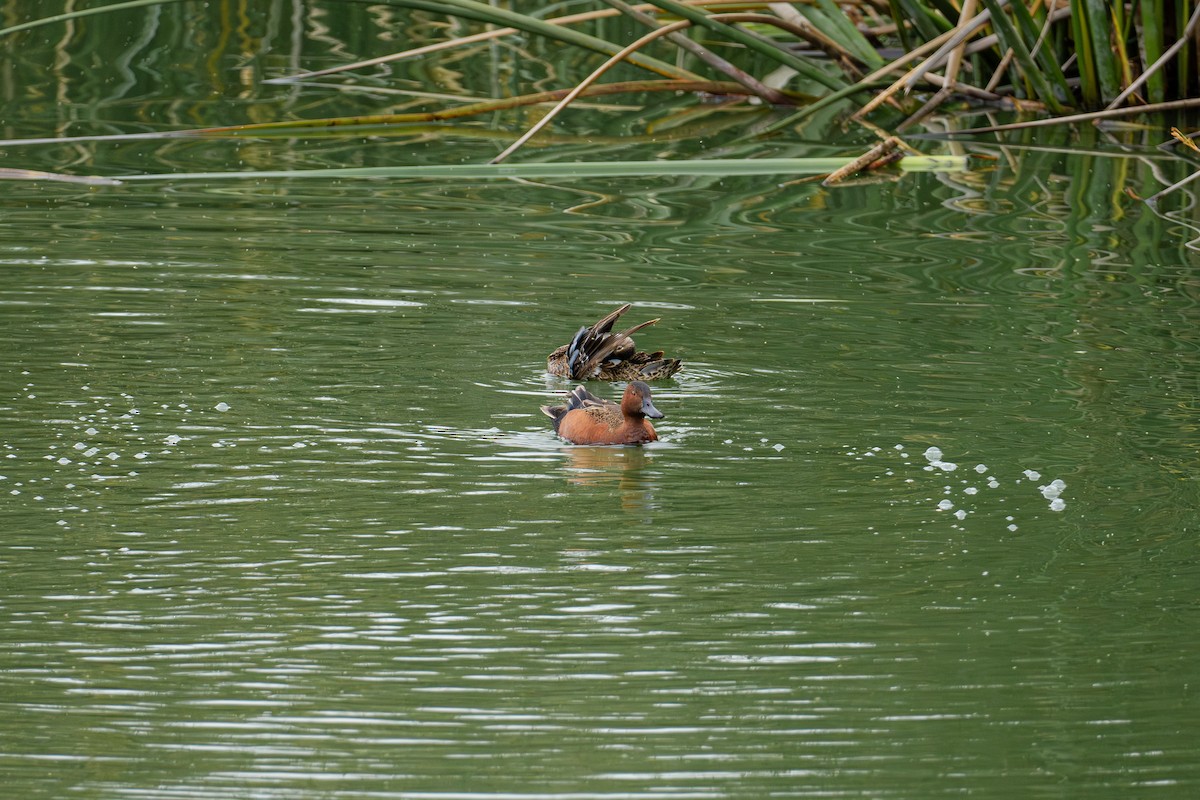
6 0 1200 200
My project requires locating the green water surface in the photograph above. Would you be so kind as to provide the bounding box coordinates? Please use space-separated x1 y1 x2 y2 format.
1 4 1199 799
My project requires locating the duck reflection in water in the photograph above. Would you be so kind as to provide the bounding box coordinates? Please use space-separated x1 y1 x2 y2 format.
561 445 658 510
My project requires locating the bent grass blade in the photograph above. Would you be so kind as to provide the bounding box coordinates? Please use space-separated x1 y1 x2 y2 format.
118 156 968 182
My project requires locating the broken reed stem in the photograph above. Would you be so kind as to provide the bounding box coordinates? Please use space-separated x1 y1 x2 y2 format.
767 2 868 72
851 28 965 119
603 0 790 105
897 0 977 130
941 0 977 94
193 80 762 135
264 0 760 84
985 48 1015 93
933 97 1200 136
1105 3 1200 110
490 20 695 164
902 4 997 91
822 136 900 185
490 10 850 164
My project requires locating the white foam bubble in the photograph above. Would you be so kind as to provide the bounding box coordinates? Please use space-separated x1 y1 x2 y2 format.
924 446 943 462
937 499 954 511
215 402 230 412
974 464 987 473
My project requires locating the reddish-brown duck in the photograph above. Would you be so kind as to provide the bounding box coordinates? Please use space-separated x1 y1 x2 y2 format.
541 380 664 445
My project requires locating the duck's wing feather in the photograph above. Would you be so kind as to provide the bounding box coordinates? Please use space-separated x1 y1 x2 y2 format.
569 318 659 379
542 385 612 433
564 305 630 369
589 303 631 335
568 384 609 408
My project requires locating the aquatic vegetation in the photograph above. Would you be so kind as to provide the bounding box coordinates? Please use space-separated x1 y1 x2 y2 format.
2 1 1199 201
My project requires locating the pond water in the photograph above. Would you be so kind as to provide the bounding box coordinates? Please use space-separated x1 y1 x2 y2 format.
2 5 1200 799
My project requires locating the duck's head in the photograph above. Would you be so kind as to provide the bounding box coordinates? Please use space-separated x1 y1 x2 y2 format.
623 380 664 419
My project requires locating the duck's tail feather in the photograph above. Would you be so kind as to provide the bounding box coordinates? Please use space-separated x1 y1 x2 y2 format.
540 403 565 433
636 358 682 380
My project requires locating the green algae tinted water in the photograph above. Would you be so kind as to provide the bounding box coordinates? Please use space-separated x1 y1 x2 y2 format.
1 6 1199 799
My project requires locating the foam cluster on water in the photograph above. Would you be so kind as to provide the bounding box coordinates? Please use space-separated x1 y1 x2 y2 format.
1 371 239 529
844 441 1070 531
1040 478 1067 511
721 436 788 455
922 445 957 472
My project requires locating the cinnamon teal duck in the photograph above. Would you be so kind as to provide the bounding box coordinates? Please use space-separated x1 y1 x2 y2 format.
546 304 682 381
541 381 663 445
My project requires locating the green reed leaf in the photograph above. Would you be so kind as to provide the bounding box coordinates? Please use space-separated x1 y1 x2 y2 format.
120 156 968 182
